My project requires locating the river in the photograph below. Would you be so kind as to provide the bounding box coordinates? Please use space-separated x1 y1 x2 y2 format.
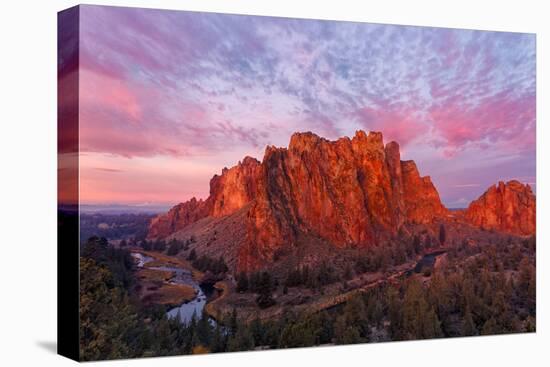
132 249 446 324
131 252 209 325
402 249 447 276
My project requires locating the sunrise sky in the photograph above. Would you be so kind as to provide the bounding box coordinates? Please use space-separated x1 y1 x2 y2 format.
74 5 536 208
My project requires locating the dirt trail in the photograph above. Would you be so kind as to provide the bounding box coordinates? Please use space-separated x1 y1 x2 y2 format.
301 247 449 314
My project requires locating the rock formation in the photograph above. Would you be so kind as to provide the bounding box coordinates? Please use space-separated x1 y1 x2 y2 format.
209 156 261 217
148 157 261 239
149 134 538 271
463 180 536 236
148 197 209 239
239 131 448 271
149 130 451 271
401 160 448 224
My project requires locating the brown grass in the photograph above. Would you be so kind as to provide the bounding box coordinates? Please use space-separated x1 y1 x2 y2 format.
132 250 202 306
138 250 205 281
143 283 197 306
136 268 174 283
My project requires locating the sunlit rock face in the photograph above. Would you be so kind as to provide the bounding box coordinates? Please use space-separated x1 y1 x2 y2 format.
464 180 536 236
238 130 448 271
147 198 209 240
149 130 451 271
149 139 537 272
148 157 261 239
401 160 448 224
209 156 262 218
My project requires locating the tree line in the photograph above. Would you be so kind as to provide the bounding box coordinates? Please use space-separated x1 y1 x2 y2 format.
79 233 535 359
187 249 229 276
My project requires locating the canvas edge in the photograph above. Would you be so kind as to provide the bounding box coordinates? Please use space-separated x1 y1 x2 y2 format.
57 4 80 362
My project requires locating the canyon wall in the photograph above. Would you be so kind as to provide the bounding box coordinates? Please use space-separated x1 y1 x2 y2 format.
463 180 536 236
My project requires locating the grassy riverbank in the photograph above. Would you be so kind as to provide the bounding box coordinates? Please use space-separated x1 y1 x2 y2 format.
131 249 203 307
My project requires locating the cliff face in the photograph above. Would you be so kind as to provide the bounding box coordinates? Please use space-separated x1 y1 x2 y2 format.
239 131 448 271
464 180 536 236
149 130 450 271
148 198 209 239
401 160 448 224
148 157 261 239
209 156 261 217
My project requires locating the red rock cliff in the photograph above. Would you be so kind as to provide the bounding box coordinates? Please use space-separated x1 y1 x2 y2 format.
239 131 448 271
401 160 448 224
148 198 209 239
209 156 262 217
148 130 449 271
148 157 261 239
464 180 536 236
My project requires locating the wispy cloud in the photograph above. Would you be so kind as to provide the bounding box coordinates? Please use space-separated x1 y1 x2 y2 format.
94 167 123 173
75 5 535 206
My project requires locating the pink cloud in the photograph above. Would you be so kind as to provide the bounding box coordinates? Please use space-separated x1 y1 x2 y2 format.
429 90 535 156
72 6 535 207
354 105 428 146
80 71 142 122
78 68 266 158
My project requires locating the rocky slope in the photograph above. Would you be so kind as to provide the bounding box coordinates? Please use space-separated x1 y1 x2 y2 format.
148 198 209 239
463 180 536 236
148 157 261 239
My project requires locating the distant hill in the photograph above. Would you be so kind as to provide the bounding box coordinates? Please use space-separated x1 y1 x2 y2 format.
80 203 171 215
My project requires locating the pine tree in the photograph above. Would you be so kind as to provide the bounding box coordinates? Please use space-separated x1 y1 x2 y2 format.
79 257 142 360
462 305 477 336
210 324 227 353
196 312 212 346
317 311 334 344
481 317 498 335
413 235 422 253
187 248 197 261
422 307 443 339
334 315 362 345
386 286 403 340
424 235 432 249
166 240 183 256
439 224 446 246
227 327 255 352
250 318 264 346
256 272 276 308
236 272 249 293
228 309 238 336
343 264 353 280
